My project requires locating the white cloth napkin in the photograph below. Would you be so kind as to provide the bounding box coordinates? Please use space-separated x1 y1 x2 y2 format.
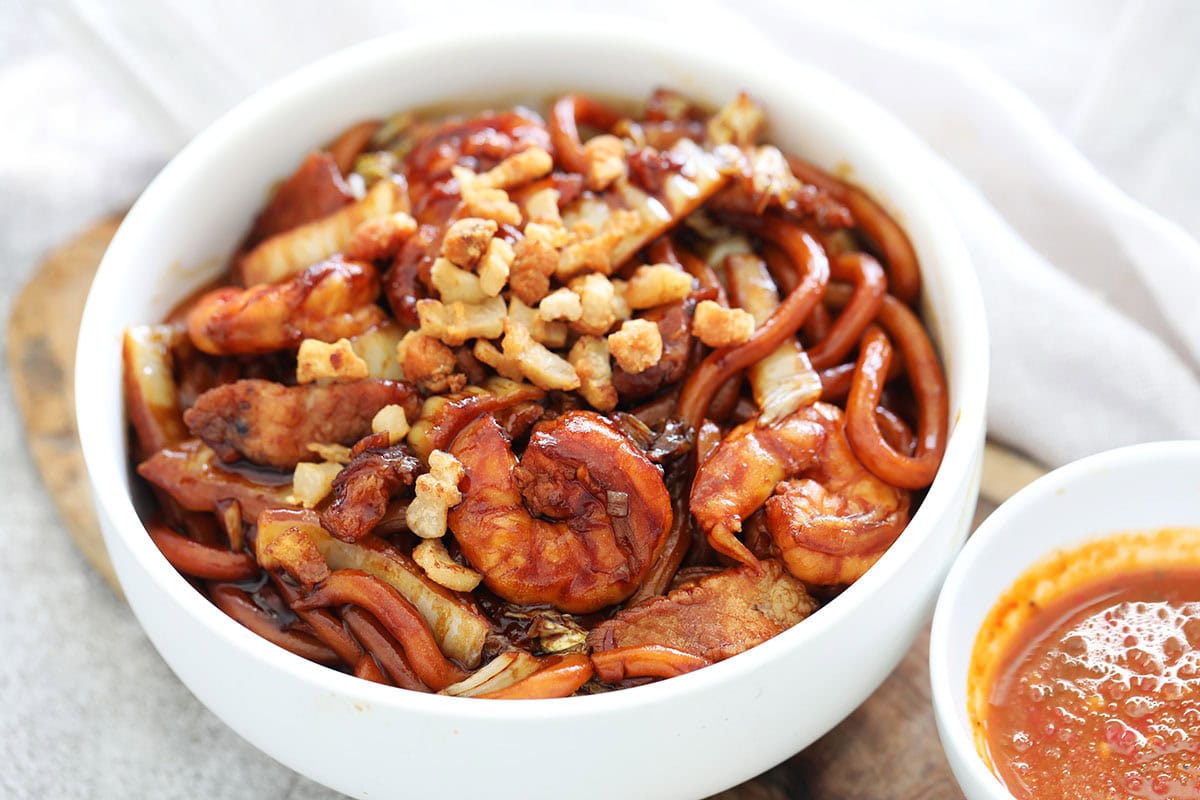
36 0 1200 467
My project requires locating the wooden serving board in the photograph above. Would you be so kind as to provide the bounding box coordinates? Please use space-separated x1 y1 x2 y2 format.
8 215 124 593
7 218 1036 799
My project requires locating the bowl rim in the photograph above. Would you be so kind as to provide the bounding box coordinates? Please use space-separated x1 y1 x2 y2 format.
76 17 989 722
929 439 1200 798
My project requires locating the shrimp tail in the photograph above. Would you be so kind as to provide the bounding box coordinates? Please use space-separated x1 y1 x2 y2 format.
708 523 761 569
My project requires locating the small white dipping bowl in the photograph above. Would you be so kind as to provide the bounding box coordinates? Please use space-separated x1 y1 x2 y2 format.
930 440 1200 800
77 19 987 800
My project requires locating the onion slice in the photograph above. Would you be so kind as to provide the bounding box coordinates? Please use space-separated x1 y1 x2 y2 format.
724 252 821 423
256 509 489 667
441 651 540 697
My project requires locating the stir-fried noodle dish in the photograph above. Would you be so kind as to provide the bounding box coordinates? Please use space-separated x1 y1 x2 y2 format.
125 89 948 698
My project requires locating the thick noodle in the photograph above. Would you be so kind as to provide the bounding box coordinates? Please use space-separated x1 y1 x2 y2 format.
676 218 830 431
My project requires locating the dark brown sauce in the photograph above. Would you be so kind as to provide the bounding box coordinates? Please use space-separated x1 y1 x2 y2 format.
211 457 294 487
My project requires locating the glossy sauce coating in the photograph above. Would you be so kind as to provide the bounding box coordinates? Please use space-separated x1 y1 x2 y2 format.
127 90 949 697
984 568 1200 799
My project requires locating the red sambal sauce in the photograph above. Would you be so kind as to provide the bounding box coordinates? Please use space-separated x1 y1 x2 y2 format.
983 568 1200 799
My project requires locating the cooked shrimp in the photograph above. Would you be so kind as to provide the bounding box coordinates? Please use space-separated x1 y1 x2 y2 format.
767 404 911 584
691 402 910 585
448 411 672 613
689 410 826 567
187 255 385 356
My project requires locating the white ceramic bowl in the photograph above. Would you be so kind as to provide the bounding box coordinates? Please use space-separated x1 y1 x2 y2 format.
76 20 987 800
930 441 1200 799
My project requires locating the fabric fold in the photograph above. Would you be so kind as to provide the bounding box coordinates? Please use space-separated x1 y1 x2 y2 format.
27 0 1200 466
